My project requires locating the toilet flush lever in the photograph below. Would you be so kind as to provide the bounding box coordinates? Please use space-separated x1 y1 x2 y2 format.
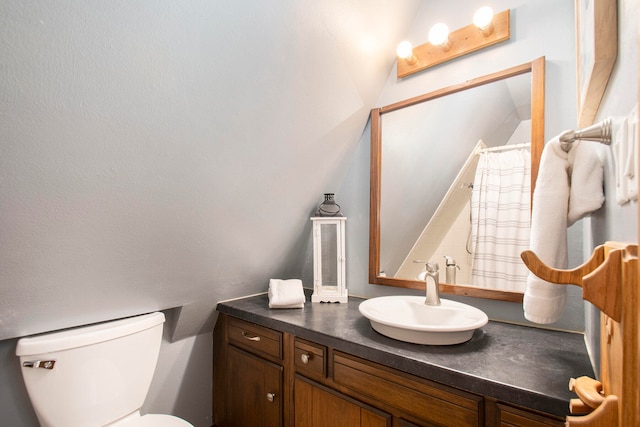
23 360 56 370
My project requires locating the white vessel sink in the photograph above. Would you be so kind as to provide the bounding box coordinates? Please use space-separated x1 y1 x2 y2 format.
359 296 488 345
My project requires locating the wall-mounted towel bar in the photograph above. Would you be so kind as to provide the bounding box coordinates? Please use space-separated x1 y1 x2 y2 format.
559 117 613 152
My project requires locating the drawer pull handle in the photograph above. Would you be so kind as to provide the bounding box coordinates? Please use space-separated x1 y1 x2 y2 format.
300 353 310 364
266 392 276 402
241 331 261 342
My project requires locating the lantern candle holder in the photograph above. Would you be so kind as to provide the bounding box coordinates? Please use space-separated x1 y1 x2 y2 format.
310 216 347 303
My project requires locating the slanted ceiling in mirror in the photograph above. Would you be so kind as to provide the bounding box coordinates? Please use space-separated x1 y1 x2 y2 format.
369 57 545 302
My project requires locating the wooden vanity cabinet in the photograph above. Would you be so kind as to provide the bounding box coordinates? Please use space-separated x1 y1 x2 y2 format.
213 313 565 427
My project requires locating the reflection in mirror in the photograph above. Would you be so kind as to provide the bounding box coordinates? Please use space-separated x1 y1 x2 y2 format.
370 58 545 302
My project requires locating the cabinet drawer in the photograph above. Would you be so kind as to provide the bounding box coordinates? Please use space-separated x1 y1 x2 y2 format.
227 317 282 360
294 338 327 378
493 402 564 427
333 352 483 427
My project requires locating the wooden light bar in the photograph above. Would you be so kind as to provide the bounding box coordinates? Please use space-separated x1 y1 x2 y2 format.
397 9 511 79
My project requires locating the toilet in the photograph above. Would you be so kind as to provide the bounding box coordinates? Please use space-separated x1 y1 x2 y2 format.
16 312 193 427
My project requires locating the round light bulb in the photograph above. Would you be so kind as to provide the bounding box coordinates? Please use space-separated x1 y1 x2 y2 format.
396 41 413 59
428 23 449 46
473 6 494 30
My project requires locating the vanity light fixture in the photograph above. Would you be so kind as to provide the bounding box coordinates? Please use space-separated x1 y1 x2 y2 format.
473 6 495 35
427 23 451 51
396 8 510 78
396 40 417 65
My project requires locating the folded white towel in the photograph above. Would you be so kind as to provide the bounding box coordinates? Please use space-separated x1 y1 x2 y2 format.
268 279 305 309
523 138 604 324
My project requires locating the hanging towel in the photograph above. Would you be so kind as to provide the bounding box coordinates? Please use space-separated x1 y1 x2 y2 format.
568 140 606 225
523 138 604 324
625 113 639 201
268 279 305 308
613 110 639 204
614 117 630 205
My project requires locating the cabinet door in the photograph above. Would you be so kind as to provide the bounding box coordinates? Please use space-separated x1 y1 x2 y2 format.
226 345 283 427
294 376 390 427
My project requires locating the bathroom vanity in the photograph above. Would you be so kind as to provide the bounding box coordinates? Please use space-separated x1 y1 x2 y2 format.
212 293 594 427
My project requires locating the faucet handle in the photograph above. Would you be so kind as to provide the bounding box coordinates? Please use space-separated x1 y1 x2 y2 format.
426 262 439 273
414 260 439 272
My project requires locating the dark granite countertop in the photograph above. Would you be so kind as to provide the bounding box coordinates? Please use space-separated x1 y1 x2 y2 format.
216 293 594 418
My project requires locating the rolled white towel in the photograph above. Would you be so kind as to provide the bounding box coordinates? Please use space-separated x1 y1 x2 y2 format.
268 279 305 309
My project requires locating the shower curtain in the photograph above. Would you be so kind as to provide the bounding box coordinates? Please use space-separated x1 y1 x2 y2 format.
470 149 531 292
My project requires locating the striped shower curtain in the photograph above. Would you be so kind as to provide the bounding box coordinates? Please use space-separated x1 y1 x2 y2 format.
470 149 531 292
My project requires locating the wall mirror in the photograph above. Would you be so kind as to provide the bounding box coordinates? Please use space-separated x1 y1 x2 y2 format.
369 57 545 302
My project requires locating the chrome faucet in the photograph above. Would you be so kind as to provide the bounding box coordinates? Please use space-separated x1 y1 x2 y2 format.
424 262 441 306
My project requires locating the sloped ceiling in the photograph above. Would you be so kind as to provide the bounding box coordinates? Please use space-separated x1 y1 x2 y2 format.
0 0 422 339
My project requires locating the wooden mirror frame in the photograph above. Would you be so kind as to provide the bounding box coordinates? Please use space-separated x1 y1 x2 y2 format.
369 57 545 303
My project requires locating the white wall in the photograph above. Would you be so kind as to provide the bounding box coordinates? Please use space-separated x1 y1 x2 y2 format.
337 0 636 333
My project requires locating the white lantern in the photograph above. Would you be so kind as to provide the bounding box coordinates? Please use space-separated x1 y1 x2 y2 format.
311 216 348 303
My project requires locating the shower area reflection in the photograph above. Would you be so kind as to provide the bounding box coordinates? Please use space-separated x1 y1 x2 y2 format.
394 125 532 292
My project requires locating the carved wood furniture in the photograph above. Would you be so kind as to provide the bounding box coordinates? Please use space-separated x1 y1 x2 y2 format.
522 242 639 426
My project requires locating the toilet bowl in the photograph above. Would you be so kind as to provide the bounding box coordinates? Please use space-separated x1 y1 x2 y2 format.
107 413 191 427
16 312 193 427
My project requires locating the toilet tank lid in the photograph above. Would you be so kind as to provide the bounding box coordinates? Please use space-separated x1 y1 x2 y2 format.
16 312 165 356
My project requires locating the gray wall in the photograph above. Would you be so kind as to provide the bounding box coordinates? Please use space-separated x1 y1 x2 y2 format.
0 1 421 426
0 0 421 342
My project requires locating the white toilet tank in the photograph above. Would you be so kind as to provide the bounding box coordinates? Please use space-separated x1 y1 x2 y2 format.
16 312 166 427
